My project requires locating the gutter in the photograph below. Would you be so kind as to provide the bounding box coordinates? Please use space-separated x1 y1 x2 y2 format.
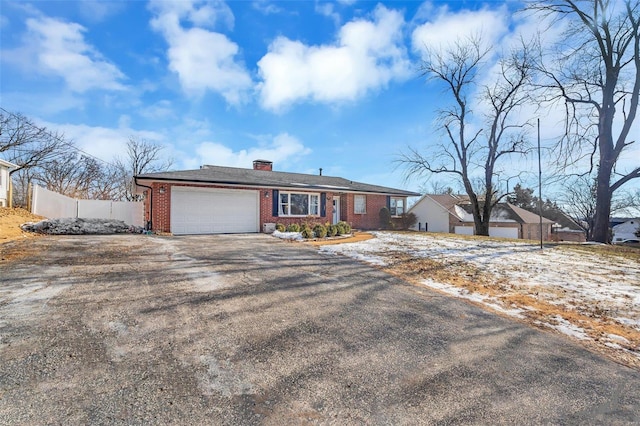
135 176 419 197
134 177 153 231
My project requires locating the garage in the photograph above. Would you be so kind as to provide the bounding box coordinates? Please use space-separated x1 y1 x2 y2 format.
170 187 259 235
454 226 474 235
489 227 519 239
455 226 519 239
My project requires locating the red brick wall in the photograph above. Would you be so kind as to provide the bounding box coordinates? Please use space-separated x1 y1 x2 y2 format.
522 223 552 241
151 182 171 232
341 193 389 230
261 189 335 227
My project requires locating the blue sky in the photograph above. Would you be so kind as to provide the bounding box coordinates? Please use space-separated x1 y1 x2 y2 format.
1 0 638 202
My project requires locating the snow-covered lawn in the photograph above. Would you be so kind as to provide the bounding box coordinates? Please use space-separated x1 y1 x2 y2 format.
320 231 640 367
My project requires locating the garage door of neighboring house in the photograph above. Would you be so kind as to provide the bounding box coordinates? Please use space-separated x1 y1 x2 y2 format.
454 226 474 235
489 227 519 239
171 187 259 235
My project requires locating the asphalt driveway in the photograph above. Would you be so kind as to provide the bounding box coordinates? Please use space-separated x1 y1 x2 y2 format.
1 234 639 425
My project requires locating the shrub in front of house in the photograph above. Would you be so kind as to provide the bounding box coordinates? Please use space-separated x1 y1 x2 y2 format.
379 207 391 229
276 223 285 232
336 221 351 235
399 212 418 230
286 223 300 232
301 227 314 239
327 224 338 237
313 224 327 238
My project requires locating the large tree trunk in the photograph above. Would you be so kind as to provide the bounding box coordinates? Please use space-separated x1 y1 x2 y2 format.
592 162 613 243
591 75 617 243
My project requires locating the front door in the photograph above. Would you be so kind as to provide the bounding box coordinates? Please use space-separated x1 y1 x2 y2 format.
332 198 340 224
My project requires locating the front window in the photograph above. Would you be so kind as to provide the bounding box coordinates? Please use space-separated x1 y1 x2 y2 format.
279 192 319 216
390 197 404 216
354 194 366 214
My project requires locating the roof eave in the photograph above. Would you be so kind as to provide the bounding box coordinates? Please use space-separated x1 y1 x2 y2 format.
134 176 418 197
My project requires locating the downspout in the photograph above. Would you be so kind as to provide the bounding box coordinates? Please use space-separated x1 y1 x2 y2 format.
134 177 153 231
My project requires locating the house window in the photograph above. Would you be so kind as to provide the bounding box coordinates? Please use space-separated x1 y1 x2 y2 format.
279 192 319 216
354 194 366 214
390 197 404 216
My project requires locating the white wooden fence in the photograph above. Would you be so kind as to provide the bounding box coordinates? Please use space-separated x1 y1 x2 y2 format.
32 185 143 227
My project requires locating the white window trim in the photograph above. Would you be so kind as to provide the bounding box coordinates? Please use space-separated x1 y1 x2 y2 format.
354 194 366 214
390 197 405 217
279 192 320 217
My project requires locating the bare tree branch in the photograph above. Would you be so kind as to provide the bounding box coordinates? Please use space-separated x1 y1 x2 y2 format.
398 36 534 235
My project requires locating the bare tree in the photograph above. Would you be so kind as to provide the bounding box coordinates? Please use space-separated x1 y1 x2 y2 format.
419 180 456 195
561 175 638 240
35 153 113 199
0 110 73 206
529 0 640 242
114 137 172 201
399 37 533 235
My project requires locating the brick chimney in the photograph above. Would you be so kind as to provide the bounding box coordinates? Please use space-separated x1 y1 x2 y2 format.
253 160 273 171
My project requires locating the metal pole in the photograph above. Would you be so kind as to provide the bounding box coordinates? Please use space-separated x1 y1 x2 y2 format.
538 118 543 249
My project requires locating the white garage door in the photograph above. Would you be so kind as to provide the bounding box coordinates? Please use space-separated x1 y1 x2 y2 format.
171 187 259 235
489 227 519 239
454 226 474 235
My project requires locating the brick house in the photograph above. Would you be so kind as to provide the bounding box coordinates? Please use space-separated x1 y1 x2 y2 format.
134 160 418 235
408 193 555 240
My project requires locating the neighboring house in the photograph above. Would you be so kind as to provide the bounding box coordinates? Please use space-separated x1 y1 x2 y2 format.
537 208 587 243
134 160 419 235
0 159 19 207
408 193 554 240
612 219 640 243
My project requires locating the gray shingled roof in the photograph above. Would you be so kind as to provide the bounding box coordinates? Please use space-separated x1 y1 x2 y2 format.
135 165 419 197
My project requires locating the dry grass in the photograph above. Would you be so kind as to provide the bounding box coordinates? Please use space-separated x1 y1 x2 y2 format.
0 207 44 245
306 232 374 246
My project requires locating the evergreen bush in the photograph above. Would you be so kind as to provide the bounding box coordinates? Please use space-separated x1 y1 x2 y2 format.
379 207 391 229
313 224 327 238
301 227 314 239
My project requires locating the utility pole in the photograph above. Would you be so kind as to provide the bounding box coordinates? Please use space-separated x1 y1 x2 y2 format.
537 118 543 249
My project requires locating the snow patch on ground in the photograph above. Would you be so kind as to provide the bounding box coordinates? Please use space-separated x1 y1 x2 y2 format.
272 230 303 241
21 218 139 235
421 278 526 318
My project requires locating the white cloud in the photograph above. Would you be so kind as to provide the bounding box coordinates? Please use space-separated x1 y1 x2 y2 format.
5 16 126 92
252 1 285 15
139 100 175 120
411 6 508 58
257 4 411 111
42 121 164 163
77 1 126 23
149 0 252 104
190 133 311 169
315 3 340 26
